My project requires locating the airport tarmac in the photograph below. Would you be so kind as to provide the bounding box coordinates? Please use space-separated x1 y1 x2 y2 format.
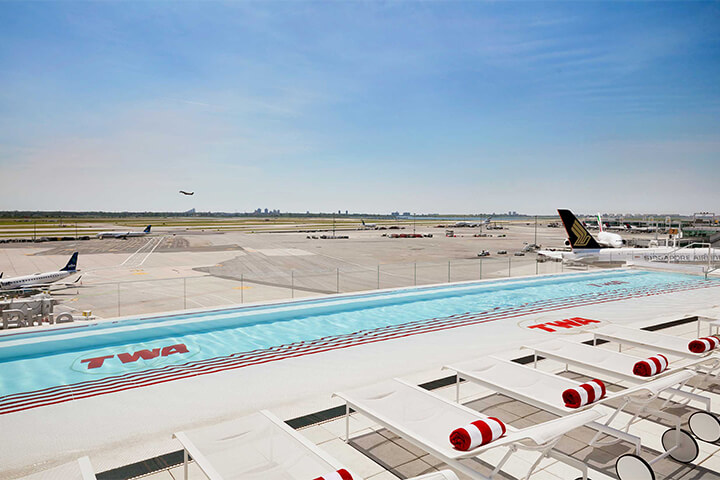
0 221 671 319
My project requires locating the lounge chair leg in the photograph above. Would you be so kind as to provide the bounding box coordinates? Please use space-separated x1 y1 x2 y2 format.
345 404 350 443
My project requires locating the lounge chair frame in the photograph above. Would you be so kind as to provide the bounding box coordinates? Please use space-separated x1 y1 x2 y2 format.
591 324 720 392
445 357 701 480
334 378 602 480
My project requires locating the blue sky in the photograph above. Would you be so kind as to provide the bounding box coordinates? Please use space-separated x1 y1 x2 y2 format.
1 1 719 214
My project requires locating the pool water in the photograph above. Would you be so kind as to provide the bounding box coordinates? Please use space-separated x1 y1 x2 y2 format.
0 270 716 399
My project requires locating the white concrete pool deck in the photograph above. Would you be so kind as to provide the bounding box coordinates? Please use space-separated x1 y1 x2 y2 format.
3 271 720 479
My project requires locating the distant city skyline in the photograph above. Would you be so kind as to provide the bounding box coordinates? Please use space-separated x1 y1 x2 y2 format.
1 2 719 214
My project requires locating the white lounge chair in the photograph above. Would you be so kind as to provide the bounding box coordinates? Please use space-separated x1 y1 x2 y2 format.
444 356 701 480
524 338 720 447
173 410 459 480
592 324 718 360
592 323 720 391
19 457 96 480
333 378 603 480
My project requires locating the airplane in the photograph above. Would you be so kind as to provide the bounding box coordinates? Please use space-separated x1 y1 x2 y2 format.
96 225 151 239
595 213 626 248
361 219 377 229
0 252 82 290
603 222 657 233
454 215 494 228
179 190 194 196
539 209 720 264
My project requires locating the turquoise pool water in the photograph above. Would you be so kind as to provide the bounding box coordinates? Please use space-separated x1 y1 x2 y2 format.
0 270 714 398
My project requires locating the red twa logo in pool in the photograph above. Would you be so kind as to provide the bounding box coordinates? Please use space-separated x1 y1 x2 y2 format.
527 317 601 333
80 344 189 369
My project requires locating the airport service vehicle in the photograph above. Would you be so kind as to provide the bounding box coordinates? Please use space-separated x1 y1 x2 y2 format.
96 225 151 239
0 253 81 290
539 210 720 265
477 250 490 257
497 250 507 255
513 251 525 256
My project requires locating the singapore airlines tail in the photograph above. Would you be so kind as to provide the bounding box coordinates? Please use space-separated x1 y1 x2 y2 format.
558 209 602 250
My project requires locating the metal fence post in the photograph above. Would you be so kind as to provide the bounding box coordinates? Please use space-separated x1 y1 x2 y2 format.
377 264 380 289
414 262 417 286
291 270 294 298
183 277 187 309
535 259 539 275
447 261 451 283
479 258 483 279
508 257 511 277
117 283 121 317
336 268 340 293
241 273 244 303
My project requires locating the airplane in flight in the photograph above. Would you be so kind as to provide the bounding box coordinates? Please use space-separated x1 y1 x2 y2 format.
96 225 152 239
539 209 720 264
454 215 494 228
179 190 194 196
0 252 82 290
361 219 377 229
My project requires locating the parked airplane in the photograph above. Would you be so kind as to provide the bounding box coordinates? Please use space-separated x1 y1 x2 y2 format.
539 209 720 264
454 215 494 228
0 252 81 290
361 220 377 229
596 213 626 248
96 225 151 239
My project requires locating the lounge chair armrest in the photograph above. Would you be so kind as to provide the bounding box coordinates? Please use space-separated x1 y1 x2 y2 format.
408 470 460 480
78 456 97 480
172 431 224 480
516 409 604 446
622 370 695 397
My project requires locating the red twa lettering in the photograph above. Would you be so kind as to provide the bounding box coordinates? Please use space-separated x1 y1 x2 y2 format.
545 319 582 329
81 355 115 369
569 317 601 325
161 344 189 356
117 348 161 364
528 324 557 332
527 318 601 333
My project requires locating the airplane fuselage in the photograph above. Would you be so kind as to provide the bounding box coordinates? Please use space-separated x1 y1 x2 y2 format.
597 231 625 248
96 230 149 239
539 246 720 264
0 270 73 290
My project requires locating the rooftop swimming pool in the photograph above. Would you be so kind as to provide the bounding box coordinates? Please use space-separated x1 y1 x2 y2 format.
1 269 718 414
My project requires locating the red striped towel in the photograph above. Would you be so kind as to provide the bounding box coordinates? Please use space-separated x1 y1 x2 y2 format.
633 354 669 377
689 336 720 353
562 379 606 408
449 417 506 451
313 469 353 480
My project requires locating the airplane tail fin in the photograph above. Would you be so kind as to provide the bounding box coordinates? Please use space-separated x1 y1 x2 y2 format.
596 213 604 232
361 220 366 226
558 210 602 250
144 225 152 233
61 252 79 272
0 272 3 279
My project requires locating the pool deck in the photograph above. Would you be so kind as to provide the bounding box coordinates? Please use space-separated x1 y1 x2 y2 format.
3 270 720 479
